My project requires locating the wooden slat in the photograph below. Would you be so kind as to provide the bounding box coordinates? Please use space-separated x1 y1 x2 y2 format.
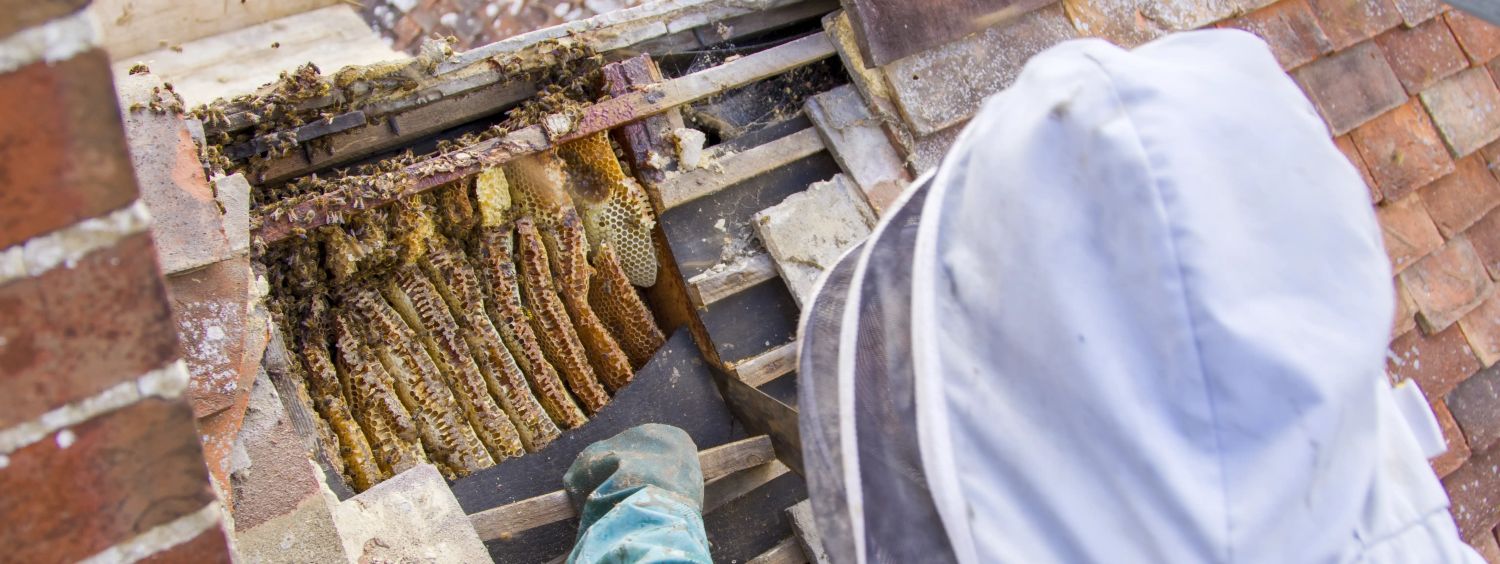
785 500 830 563
704 460 791 513
687 253 778 308
732 342 797 388
97 0 338 60
468 435 775 542
748 536 810 564
255 32 836 244
659 128 827 211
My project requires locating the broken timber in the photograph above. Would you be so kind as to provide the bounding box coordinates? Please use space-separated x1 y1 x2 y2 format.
688 253 779 308
254 32 836 244
467 435 775 542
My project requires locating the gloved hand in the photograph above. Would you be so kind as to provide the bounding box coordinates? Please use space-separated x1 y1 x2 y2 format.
563 424 712 564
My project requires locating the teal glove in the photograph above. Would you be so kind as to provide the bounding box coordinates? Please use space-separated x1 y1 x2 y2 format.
564 424 712 564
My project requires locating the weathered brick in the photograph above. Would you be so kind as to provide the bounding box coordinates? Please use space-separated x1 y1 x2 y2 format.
1295 41 1410 135
1420 67 1500 158
118 74 233 275
1306 0 1402 49
0 51 138 250
1375 17 1468 95
1401 236 1494 333
137 525 232 564
1448 363 1500 452
1467 207 1500 279
1395 276 1419 337
1472 531 1500 564
1445 9 1500 64
0 398 218 563
0 0 90 38
1459 293 1500 366
1433 398 1472 477
1419 156 1500 238
1061 0 1167 48
1389 324 1482 398
1390 0 1444 27
0 233 179 428
1444 443 1500 542
167 256 253 418
1218 0 1334 69
1376 192 1444 272
1352 100 1456 200
1333 135 1380 202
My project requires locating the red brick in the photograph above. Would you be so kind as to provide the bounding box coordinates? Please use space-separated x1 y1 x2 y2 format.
1377 193 1445 272
1389 324 1483 398
1219 0 1334 69
0 51 138 250
1460 293 1500 366
1401 236 1494 332
137 524 232 564
0 233 180 428
1375 17 1468 95
1420 67 1500 158
0 0 90 38
1433 398 1472 477
1395 276 1419 337
167 256 253 418
1294 41 1409 134
1445 443 1500 542
1445 9 1500 64
1352 100 1456 199
1420 156 1500 238
0 398 217 563
1448 364 1500 451
1390 0 1444 27
1334 134 1382 202
1469 207 1500 279
1472 531 1500 563
1306 0 1402 49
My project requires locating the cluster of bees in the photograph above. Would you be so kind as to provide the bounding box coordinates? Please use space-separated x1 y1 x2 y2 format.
266 131 665 490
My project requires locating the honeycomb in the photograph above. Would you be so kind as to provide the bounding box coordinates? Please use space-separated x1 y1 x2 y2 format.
264 144 665 491
556 132 659 287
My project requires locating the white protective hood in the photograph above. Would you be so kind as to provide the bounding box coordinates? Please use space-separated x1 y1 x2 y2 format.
799 29 1482 563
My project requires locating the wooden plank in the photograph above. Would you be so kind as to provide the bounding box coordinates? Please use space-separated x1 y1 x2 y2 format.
468 435 775 542
96 0 338 60
705 460 792 513
255 31 837 244
748 536 810 564
838 0 1051 66
110 5 403 106
660 128 826 211
688 253 779 308
804 85 909 215
785 500 830 564
732 341 797 388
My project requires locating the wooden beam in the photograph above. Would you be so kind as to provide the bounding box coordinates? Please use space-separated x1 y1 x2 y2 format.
704 460 791 513
659 127 826 211
468 435 775 542
804 85 910 215
748 536 810 564
732 342 797 388
254 32 836 244
687 253 778 308
786 500 830 563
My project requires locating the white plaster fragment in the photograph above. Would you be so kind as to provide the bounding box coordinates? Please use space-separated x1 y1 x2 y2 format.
672 128 706 171
0 9 101 74
0 246 24 280
79 503 223 564
391 0 418 13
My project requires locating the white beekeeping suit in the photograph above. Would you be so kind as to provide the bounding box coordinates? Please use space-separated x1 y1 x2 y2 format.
797 29 1484 563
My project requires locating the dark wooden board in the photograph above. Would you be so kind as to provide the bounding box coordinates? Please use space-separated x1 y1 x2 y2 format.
700 279 801 366
706 471 809 562
841 0 1053 66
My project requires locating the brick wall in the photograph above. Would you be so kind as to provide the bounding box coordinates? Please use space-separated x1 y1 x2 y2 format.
0 3 232 562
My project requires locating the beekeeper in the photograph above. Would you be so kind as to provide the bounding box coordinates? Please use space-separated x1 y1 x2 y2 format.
560 29 1484 564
